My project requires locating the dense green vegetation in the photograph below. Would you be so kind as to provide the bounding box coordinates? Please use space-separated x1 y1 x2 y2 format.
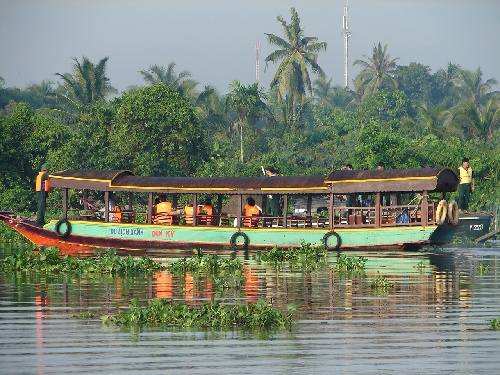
101 298 294 332
258 243 328 271
0 7 498 214
491 318 500 330
1 247 164 275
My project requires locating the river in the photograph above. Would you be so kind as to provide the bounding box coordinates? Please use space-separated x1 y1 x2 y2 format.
0 244 499 374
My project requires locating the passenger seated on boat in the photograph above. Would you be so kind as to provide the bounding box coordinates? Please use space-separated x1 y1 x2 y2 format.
108 196 122 223
198 197 215 225
154 194 175 225
184 204 194 224
243 197 262 227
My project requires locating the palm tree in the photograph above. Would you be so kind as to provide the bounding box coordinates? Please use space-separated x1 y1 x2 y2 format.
418 103 448 136
264 8 327 107
354 43 398 98
454 67 497 109
54 56 114 119
195 85 227 131
448 98 499 141
313 75 334 106
139 63 197 99
226 81 267 162
313 75 355 109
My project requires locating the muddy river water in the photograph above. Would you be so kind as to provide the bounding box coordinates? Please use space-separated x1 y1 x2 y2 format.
0 245 499 374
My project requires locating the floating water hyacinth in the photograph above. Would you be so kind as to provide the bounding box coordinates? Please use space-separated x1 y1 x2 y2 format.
1 247 165 275
101 298 295 332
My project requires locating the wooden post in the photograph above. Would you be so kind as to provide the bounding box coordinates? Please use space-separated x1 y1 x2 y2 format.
192 194 197 226
306 194 312 216
216 194 223 216
147 193 153 224
375 192 381 227
104 191 110 222
421 190 428 226
62 188 68 219
261 194 268 215
329 190 334 229
237 194 242 228
283 194 288 228
82 189 88 210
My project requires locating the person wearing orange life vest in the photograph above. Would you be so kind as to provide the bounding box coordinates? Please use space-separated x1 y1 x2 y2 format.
243 197 262 227
458 157 474 211
198 197 214 225
154 194 174 224
35 164 50 226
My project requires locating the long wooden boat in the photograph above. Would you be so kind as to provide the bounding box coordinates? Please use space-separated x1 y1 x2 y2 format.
0 168 461 255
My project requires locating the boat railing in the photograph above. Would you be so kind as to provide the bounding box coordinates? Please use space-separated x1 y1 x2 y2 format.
64 201 437 228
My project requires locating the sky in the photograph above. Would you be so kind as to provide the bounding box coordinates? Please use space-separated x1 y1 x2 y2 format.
0 0 498 93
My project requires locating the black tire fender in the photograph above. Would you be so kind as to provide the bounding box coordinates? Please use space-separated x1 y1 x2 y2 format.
55 218 72 238
230 232 249 251
322 231 342 251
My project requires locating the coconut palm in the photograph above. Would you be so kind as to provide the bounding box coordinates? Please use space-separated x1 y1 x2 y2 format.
447 98 499 140
195 85 227 131
313 75 355 109
454 67 497 109
226 81 267 162
264 7 327 106
354 43 398 98
139 63 197 99
418 104 449 136
54 56 114 119
313 75 334 106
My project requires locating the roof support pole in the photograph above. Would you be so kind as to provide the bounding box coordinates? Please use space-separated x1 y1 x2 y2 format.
421 190 428 226
147 193 153 224
62 188 68 220
104 191 110 223
192 194 197 226
237 194 242 228
306 194 312 216
375 192 381 227
283 194 288 228
329 189 334 230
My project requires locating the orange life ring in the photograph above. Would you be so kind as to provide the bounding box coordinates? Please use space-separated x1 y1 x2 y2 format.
435 200 448 225
447 200 459 226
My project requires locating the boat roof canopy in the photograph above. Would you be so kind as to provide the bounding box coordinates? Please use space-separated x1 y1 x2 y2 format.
49 170 328 194
325 167 459 193
49 167 458 194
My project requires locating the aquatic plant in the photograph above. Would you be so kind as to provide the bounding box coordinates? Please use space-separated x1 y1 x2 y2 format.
490 318 500 330
0 222 31 245
259 243 328 272
476 263 490 276
414 260 427 273
370 272 394 294
1 247 165 276
72 311 97 319
101 298 294 332
168 253 244 291
333 254 367 276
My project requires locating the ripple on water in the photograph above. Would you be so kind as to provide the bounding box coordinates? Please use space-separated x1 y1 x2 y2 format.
0 246 499 374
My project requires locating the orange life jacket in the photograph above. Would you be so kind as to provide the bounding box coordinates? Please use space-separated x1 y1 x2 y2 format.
184 205 194 224
243 204 261 227
155 201 173 214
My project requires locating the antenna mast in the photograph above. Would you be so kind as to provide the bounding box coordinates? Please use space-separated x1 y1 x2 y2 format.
342 0 351 88
255 40 260 84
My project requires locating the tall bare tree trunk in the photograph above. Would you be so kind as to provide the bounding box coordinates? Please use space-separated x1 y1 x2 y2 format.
239 120 244 163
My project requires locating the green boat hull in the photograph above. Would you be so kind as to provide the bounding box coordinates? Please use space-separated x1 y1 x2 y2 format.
43 220 437 250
